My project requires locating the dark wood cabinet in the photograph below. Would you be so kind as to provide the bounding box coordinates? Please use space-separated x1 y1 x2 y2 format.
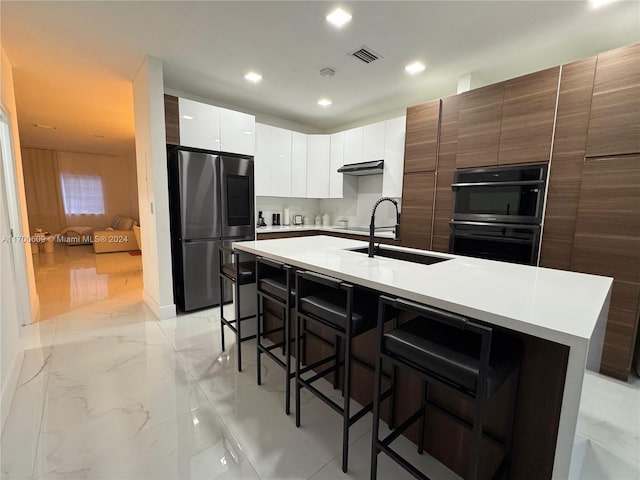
400 171 435 250
540 58 596 270
164 94 180 145
570 155 640 379
432 95 460 253
456 83 504 168
498 67 559 165
586 44 640 157
404 100 441 173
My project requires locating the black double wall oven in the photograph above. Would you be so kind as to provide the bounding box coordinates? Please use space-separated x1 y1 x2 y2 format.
449 163 548 265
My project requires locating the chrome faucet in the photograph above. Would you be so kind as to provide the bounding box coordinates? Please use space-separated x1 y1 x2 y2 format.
369 197 400 258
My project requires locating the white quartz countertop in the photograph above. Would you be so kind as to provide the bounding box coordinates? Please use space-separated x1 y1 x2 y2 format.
256 224 396 239
233 235 612 345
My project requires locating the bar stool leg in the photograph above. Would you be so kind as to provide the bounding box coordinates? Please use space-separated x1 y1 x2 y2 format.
256 292 262 385
235 274 243 372
468 396 486 480
341 329 352 473
295 310 302 428
220 275 226 352
284 297 291 416
370 347 384 480
418 380 428 454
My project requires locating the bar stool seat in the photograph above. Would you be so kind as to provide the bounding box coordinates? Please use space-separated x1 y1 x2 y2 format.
298 289 377 335
221 261 256 284
259 276 296 302
384 318 516 396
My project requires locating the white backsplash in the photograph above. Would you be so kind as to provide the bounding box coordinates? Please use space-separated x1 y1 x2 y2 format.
256 197 320 225
257 176 401 228
320 176 401 228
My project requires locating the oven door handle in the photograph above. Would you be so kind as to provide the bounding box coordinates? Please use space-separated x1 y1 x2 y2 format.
450 220 540 230
451 180 545 188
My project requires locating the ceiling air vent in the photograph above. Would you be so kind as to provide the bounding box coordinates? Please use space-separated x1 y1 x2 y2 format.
350 46 382 64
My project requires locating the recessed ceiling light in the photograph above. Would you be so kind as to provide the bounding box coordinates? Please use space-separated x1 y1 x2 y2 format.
590 0 617 7
181 115 194 120
405 61 426 75
242 131 253 135
244 72 263 83
33 123 56 130
317 98 333 107
326 8 352 28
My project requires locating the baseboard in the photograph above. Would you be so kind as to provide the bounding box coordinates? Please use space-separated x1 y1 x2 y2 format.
28 293 40 325
1 348 24 434
143 290 176 320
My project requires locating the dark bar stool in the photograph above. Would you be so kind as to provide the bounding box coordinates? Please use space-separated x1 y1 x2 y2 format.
255 256 297 415
219 245 256 372
371 296 521 480
294 271 393 473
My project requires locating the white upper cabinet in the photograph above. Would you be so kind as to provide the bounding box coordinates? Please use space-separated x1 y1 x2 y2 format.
382 116 406 198
220 108 255 156
270 126 292 197
330 132 356 199
255 123 271 196
291 132 308 198
363 121 386 161
306 135 331 198
178 98 221 151
343 127 364 165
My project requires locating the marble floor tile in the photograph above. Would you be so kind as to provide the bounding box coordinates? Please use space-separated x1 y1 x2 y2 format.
210 373 371 480
308 419 461 480
35 403 260 480
34 353 209 476
1 346 53 480
577 371 640 472
579 439 639 480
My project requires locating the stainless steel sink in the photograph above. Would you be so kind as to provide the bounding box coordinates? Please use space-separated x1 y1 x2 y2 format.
348 247 450 265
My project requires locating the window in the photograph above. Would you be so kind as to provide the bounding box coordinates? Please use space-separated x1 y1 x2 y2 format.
60 174 105 215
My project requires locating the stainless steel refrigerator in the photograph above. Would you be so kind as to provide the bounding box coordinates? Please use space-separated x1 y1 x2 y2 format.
168 148 255 312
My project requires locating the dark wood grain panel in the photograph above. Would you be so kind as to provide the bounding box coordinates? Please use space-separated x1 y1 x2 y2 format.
558 57 597 92
404 100 441 173
457 102 503 168
503 66 560 101
498 68 559 165
164 94 180 145
592 43 640 94
400 172 435 250
586 44 640 157
540 57 596 271
601 280 640 379
571 155 640 378
586 85 640 156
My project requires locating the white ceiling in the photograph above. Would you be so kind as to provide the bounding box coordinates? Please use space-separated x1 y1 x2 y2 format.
2 1 639 155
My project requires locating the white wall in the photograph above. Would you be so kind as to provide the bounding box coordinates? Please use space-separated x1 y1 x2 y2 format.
320 175 401 228
0 47 28 431
132 56 175 319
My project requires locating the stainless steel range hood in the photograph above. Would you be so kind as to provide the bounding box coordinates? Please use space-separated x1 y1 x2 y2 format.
337 160 384 176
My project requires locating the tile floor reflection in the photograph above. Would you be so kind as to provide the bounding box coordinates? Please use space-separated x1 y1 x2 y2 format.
32 245 142 321
2 248 638 479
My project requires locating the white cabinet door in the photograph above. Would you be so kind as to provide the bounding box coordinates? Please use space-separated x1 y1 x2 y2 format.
270 126 292 197
306 135 330 198
291 132 308 198
382 116 406 198
178 98 221 151
329 132 348 198
363 121 386 161
343 127 364 165
220 108 255 156
254 123 271 196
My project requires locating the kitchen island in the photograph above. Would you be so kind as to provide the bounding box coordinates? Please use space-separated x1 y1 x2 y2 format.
233 236 612 479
